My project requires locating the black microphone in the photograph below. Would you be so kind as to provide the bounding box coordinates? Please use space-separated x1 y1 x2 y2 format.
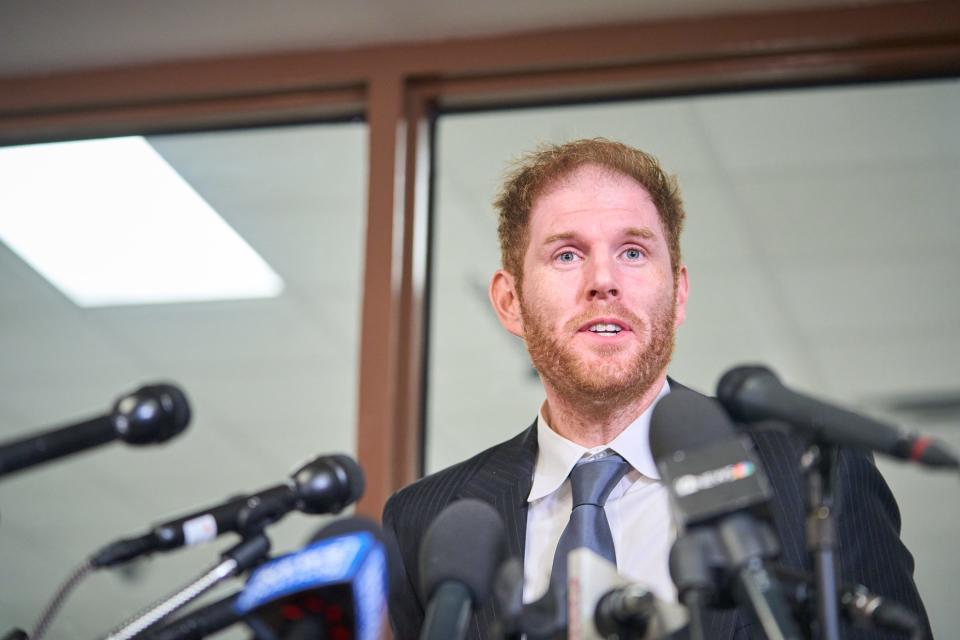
497 546 689 640
91 453 364 568
418 499 507 640
0 382 190 478
494 558 565 640
650 389 772 530
144 516 390 640
568 548 688 640
718 364 959 469
772 564 925 637
594 584 686 640
651 387 803 640
594 584 656 638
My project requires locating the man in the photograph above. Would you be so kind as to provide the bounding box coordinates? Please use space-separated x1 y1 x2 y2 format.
383 139 929 639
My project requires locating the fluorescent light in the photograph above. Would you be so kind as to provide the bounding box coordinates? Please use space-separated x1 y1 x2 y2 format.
0 136 284 307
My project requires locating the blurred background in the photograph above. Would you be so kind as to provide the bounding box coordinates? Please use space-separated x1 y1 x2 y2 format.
0 1 957 637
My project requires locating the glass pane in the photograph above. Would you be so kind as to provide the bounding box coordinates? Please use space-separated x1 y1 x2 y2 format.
427 78 960 635
0 122 366 636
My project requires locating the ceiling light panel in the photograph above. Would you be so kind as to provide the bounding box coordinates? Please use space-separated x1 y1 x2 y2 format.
0 136 283 307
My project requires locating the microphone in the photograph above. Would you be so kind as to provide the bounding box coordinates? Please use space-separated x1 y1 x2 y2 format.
651 387 803 640
592 585 658 639
494 558 565 640
650 389 772 531
570 548 688 640
145 516 390 640
0 382 190 478
237 516 389 640
92 453 364 568
717 364 959 469
494 547 688 640
772 564 925 638
418 499 508 640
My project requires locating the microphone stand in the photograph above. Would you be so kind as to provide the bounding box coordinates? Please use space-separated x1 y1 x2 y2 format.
102 533 270 640
800 442 841 640
670 517 803 640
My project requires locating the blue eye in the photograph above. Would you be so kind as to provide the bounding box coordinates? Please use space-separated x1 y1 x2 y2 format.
622 247 644 261
556 251 578 263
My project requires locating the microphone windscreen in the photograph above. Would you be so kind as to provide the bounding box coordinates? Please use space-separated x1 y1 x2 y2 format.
331 454 366 504
419 499 507 606
294 453 365 514
651 388 772 529
649 387 737 460
715 365 779 422
115 382 191 444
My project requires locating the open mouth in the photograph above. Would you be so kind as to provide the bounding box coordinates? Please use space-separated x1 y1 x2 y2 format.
585 322 625 337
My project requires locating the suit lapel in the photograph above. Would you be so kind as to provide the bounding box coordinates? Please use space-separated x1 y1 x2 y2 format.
456 422 538 639
457 421 538 559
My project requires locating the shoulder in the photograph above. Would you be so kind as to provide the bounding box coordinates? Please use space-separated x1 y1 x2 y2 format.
380 424 537 638
745 421 885 503
383 425 535 531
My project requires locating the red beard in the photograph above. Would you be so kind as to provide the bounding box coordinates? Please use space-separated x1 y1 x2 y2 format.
520 295 676 407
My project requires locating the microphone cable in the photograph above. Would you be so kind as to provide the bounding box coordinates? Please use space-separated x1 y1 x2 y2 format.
103 532 270 640
31 559 95 640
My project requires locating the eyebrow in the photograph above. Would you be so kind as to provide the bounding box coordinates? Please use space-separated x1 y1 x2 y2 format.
542 226 655 245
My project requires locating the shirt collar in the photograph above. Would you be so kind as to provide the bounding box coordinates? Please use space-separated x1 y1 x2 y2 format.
528 380 670 502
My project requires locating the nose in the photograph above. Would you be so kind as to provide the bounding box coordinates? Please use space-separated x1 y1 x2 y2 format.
586 255 619 300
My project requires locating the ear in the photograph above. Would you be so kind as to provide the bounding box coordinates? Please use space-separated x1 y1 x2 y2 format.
489 269 524 338
673 265 689 328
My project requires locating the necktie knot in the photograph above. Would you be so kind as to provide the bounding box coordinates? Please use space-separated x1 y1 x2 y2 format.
569 452 629 508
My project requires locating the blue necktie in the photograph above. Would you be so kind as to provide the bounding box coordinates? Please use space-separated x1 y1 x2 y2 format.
550 452 629 590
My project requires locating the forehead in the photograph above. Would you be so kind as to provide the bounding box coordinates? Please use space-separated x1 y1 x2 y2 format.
529 164 662 234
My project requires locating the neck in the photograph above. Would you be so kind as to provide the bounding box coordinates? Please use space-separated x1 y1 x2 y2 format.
542 375 667 448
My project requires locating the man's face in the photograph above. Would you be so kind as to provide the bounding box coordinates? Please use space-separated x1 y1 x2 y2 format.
492 164 688 405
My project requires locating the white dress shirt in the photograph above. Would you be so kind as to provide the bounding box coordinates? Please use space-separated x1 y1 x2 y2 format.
522 380 677 604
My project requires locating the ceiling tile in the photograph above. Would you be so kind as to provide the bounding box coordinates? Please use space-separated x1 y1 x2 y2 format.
773 254 960 336
696 79 960 173
733 163 960 259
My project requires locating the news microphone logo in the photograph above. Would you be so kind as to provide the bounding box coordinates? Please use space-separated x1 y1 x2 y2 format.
674 460 756 497
235 531 386 640
656 435 770 528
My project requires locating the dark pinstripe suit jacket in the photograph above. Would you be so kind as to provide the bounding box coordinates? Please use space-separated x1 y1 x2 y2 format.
383 394 931 639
